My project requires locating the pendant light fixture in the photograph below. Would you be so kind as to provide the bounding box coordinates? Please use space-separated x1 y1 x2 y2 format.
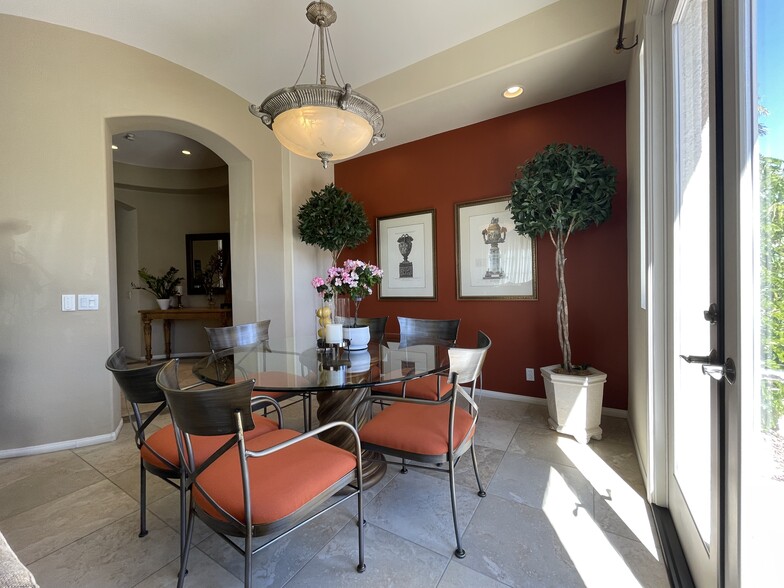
249 1 385 168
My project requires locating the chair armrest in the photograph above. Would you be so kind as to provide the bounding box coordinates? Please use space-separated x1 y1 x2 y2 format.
245 421 363 485
250 395 284 428
353 393 451 430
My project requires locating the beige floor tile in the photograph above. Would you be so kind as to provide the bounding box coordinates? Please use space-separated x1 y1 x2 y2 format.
109 464 178 505
73 423 141 478
1 479 137 565
0 450 83 491
363 470 482 558
28 512 180 588
438 560 509 588
134 546 243 588
0 451 104 521
286 521 448 587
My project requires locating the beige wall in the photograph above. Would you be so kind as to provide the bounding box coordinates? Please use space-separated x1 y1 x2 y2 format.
626 43 650 485
0 15 327 452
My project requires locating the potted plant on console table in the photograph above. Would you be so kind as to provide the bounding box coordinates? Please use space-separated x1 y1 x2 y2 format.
508 143 617 443
132 266 183 310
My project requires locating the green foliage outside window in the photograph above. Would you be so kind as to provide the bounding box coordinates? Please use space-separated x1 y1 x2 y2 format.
760 155 784 429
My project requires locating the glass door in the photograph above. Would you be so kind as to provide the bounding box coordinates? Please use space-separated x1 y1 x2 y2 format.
739 0 784 583
665 0 721 584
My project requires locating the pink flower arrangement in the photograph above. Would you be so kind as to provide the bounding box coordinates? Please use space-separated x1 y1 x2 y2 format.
312 259 383 325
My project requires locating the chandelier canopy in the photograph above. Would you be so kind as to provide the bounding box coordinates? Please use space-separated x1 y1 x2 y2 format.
249 1 385 168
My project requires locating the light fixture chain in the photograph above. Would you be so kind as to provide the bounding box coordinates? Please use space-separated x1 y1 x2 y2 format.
293 22 320 86
324 28 346 87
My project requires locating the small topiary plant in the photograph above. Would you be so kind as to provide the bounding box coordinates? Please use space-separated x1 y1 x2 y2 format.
297 183 371 266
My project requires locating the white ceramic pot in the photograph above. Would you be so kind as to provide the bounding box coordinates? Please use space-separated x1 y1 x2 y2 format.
540 364 607 443
156 298 171 310
347 349 371 373
343 325 370 350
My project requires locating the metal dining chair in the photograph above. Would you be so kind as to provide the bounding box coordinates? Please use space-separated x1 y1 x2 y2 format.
205 320 313 430
105 349 281 544
357 331 491 558
157 359 366 587
371 316 460 401
105 348 179 539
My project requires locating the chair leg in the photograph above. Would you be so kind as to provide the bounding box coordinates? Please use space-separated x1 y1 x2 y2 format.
448 459 465 559
179 474 188 577
244 528 253 587
138 461 149 538
356 484 366 573
470 443 486 497
177 496 195 588
400 458 408 473
302 393 311 432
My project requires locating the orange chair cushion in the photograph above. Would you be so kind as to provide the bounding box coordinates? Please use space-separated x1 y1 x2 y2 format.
371 375 451 401
359 403 475 457
140 413 279 471
193 428 357 525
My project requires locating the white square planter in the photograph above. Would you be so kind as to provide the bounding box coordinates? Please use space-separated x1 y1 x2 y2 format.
540 364 607 444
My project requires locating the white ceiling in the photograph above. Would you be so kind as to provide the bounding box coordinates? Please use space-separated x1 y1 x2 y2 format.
1 0 637 169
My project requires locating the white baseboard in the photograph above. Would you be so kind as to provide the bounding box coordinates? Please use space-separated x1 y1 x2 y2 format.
477 388 628 419
0 419 124 459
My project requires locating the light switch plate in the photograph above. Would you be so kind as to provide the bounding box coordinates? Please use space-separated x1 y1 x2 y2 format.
78 294 99 311
62 294 76 311
525 368 535 381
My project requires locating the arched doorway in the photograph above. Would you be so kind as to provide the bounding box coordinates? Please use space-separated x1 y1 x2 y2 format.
106 116 257 360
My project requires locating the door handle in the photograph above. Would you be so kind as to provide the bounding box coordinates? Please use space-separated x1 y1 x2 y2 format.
702 358 736 384
679 349 718 365
679 350 736 384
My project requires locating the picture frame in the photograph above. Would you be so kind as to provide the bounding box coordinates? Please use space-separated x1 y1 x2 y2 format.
377 210 436 299
455 196 537 300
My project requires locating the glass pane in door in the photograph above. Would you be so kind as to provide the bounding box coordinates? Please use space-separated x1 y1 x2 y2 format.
672 0 712 545
748 0 784 582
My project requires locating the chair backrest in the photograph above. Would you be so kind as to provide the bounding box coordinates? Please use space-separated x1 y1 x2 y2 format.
338 316 388 339
448 330 491 386
398 316 460 346
156 359 257 437
205 320 271 352
105 347 165 405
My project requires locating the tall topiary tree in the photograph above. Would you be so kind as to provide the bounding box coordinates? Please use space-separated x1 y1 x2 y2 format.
508 143 617 373
297 183 371 266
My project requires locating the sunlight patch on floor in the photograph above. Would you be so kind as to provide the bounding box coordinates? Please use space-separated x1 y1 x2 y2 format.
557 437 659 558
543 467 642 587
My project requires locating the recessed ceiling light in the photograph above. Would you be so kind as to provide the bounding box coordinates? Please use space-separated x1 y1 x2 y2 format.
181 150 191 156
503 85 524 99
111 144 118 150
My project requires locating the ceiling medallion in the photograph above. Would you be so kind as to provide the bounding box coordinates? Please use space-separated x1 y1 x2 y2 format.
249 1 385 168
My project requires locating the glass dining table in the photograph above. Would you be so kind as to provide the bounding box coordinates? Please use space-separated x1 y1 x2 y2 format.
192 335 451 487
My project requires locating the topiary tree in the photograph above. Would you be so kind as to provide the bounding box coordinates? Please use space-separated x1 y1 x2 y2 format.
297 183 371 266
508 143 617 373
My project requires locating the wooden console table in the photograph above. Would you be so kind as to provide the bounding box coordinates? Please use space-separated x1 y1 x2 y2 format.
139 307 231 364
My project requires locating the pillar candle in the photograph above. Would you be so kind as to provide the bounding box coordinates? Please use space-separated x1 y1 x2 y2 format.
325 323 343 344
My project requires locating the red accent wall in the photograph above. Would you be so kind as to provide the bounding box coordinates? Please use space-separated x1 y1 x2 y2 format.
335 82 628 409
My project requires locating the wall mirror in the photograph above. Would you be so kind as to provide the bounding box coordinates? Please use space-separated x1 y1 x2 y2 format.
185 233 230 295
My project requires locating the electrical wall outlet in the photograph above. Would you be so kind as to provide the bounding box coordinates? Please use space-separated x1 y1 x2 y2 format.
525 368 535 381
